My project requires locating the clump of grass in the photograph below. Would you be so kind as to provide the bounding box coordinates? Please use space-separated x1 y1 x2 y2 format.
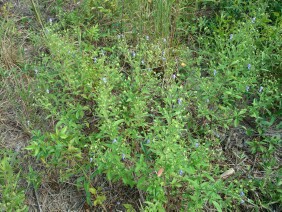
0 155 28 211
0 20 24 69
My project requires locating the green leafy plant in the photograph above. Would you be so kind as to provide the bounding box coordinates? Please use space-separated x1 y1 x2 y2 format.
0 156 28 212
23 0 282 210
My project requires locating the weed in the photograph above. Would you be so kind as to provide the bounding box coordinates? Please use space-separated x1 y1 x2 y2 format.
1 0 281 211
0 155 28 211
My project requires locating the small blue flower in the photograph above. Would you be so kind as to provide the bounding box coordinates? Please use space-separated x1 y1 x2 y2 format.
247 64 251 70
259 86 263 93
240 191 245 197
178 98 182 105
172 74 176 79
49 18 53 25
141 60 145 65
146 139 150 144
240 200 245 204
93 57 97 63
179 170 184 176
195 143 199 148
162 57 166 61
132 51 136 58
102 77 107 83
213 69 217 76
100 50 105 56
112 138 117 143
229 34 233 40
90 157 93 163
251 17 256 23
246 86 250 92
162 51 165 56
122 153 125 160
206 99 210 103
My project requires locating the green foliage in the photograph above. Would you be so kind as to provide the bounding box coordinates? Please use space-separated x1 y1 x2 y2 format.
21 0 282 211
0 156 28 211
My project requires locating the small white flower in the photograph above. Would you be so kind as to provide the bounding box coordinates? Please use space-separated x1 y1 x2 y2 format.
132 51 136 58
112 138 117 143
246 86 250 92
90 158 93 163
178 98 182 105
145 35 149 41
206 99 210 103
93 57 97 63
122 153 125 160
102 77 107 83
215 132 220 138
46 89 50 94
141 60 145 65
27 120 30 126
229 34 233 40
49 18 53 24
15 145 21 153
213 69 217 76
172 74 176 79
251 17 256 23
35 69 38 75
162 57 166 61
247 64 251 70
259 86 263 93
163 38 167 43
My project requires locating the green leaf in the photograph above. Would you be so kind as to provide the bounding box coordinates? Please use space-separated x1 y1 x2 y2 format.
234 118 239 127
123 204 136 212
212 201 222 212
89 187 97 195
113 119 125 127
230 60 239 66
94 195 106 206
239 109 247 116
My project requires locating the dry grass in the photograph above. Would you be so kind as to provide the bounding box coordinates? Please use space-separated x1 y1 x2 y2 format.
25 181 85 211
0 37 23 69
